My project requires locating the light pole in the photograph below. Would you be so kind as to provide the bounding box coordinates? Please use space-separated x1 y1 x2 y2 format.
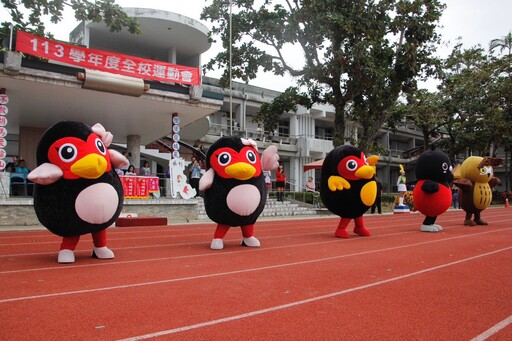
229 0 233 135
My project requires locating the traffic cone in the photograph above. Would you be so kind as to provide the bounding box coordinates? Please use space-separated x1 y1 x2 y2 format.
506 198 510 208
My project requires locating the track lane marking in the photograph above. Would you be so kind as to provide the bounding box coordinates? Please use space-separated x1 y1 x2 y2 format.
471 315 512 341
1 212 510 254
117 247 512 340
1 229 510 303
2 209 508 243
1 223 511 274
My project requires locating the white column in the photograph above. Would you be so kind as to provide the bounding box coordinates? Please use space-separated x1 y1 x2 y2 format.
127 134 141 172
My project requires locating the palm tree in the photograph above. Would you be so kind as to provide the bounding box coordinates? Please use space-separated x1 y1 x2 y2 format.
489 31 512 55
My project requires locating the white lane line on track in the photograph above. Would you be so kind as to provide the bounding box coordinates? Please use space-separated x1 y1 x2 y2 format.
117 246 512 341
1 223 511 274
1 208 505 243
1 211 510 250
1 229 510 303
1 208 510 247
471 315 512 341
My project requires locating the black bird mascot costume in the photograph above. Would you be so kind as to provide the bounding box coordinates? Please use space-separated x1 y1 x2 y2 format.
452 156 502 226
199 136 279 250
320 145 378 238
28 121 128 263
412 150 454 232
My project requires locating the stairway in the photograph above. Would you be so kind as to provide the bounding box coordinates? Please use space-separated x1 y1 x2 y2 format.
196 197 318 221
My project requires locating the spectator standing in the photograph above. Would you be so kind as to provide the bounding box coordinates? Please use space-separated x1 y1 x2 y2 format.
452 185 459 209
190 160 202 197
397 164 407 206
305 176 316 192
140 161 151 176
275 164 286 201
264 170 272 198
371 176 383 214
256 124 263 140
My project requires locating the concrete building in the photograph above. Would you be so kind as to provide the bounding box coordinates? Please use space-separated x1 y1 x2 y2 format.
1 8 223 180
1 7 510 201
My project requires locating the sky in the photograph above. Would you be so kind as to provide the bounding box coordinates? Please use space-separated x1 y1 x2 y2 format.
1 0 511 92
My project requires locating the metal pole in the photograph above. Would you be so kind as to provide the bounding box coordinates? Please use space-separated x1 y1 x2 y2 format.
9 24 14 50
229 0 233 135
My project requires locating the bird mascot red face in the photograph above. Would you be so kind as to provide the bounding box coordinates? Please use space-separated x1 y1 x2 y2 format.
320 145 378 238
412 150 454 232
452 156 502 226
28 121 128 263
199 136 279 250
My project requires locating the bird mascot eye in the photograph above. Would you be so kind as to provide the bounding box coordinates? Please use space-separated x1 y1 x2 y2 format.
218 152 232 166
95 138 107 155
346 160 358 171
442 162 449 171
58 143 78 163
246 150 257 164
479 168 486 175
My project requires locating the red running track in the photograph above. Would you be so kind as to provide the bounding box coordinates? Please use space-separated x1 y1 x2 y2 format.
0 208 511 340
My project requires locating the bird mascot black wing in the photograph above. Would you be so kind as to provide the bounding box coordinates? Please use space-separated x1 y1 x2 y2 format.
199 136 279 250
320 145 378 238
28 121 128 263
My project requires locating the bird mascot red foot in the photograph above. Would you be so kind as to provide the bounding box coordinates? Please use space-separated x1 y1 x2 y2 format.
28 121 128 263
412 150 454 232
452 156 502 226
320 145 378 238
199 136 279 250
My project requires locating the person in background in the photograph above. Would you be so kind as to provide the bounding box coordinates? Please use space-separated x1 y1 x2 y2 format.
275 164 286 201
256 124 263 140
371 176 383 214
264 170 272 198
190 159 202 197
452 184 459 209
125 165 137 176
120 151 130 173
305 176 316 192
187 156 196 180
140 161 151 176
15 159 30 174
4 162 15 172
397 164 407 206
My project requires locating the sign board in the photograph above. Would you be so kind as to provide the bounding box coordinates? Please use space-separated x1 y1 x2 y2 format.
16 30 200 86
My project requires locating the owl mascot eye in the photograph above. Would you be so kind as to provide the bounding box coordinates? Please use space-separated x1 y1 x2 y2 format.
28 121 128 263
199 136 279 250
412 150 454 232
320 145 378 238
452 156 502 226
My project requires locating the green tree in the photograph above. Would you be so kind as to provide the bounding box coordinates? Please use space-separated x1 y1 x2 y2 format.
0 0 139 42
489 31 512 56
392 89 448 154
489 32 512 191
201 0 445 150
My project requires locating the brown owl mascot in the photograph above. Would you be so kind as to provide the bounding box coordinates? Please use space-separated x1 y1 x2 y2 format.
453 156 502 226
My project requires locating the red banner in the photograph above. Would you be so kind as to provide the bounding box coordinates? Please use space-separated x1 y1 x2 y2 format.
120 176 160 199
16 30 200 86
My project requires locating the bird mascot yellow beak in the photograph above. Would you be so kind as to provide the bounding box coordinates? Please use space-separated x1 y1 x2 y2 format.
71 154 108 179
225 162 256 180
